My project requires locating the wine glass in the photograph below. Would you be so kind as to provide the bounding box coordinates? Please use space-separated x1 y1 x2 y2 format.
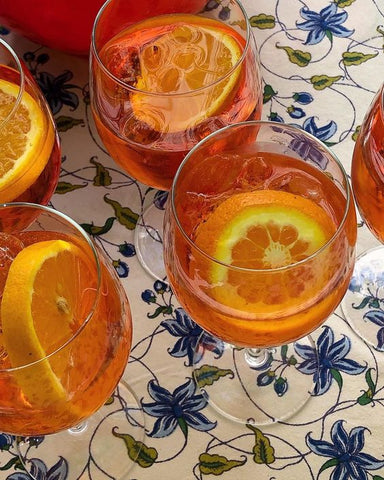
0 203 143 480
89 0 262 280
0 38 60 205
342 83 384 351
163 121 357 425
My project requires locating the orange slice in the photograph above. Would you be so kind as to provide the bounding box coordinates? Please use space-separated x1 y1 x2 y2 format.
130 15 243 132
1 240 93 407
193 190 336 314
0 76 54 202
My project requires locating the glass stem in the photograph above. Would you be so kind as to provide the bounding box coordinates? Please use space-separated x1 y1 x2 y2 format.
244 347 272 368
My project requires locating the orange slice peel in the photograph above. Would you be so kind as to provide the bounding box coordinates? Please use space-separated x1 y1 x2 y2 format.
1 239 86 407
0 76 54 202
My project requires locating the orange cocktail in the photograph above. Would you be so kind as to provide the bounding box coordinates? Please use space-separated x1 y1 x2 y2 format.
351 84 384 242
0 204 132 436
164 122 357 348
0 39 60 206
90 1 262 191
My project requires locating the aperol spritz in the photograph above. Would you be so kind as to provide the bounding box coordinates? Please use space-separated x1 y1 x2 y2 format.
90 0 262 278
0 39 60 206
0 203 140 479
342 83 384 350
164 121 357 424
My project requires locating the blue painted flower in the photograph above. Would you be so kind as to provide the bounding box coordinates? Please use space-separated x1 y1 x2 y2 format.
287 106 306 119
141 289 156 304
141 378 216 438
274 377 288 396
0 434 13 450
268 112 284 123
161 308 224 366
296 4 354 45
307 419 384 479
293 92 314 105
295 326 366 395
118 242 136 257
113 259 129 278
154 280 168 294
303 116 337 142
257 371 275 387
7 457 68 480
36 70 79 115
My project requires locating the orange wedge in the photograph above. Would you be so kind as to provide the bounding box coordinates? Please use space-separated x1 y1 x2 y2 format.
129 15 243 132
1 239 92 407
0 75 54 202
193 190 336 313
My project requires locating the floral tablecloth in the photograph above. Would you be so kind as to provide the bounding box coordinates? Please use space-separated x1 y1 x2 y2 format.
2 0 384 479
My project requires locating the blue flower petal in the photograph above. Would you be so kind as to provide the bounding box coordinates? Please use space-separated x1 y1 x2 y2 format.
146 381 173 403
149 415 178 438
306 434 338 457
183 411 217 431
331 420 349 453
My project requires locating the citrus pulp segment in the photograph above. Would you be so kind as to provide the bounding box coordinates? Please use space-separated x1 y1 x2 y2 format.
193 190 336 311
129 15 243 132
1 239 87 407
0 77 54 202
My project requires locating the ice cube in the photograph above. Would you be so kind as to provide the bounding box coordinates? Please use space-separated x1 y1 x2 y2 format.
0 233 24 295
268 171 323 203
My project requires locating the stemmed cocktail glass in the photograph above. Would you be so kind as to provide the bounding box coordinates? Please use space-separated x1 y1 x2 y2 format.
0 38 60 206
0 203 143 480
164 121 357 425
342 83 384 350
89 0 262 279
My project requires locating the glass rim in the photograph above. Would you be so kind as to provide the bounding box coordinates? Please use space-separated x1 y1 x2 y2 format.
171 120 353 274
91 0 253 98
0 38 25 132
0 202 102 373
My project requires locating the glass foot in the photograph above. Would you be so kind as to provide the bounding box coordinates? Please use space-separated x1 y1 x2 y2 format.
17 381 144 480
134 193 168 281
193 334 318 426
342 246 384 351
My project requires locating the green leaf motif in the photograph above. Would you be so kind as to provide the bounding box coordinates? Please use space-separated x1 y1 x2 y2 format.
147 305 173 319
55 181 87 194
194 364 234 388
365 367 376 392
90 157 112 186
352 125 361 142
178 417 188 439
55 115 84 132
373 476 384 480
104 195 139 230
263 84 277 103
0 456 23 471
112 428 158 468
81 217 116 236
330 368 343 390
249 14 275 29
310 74 341 90
247 424 275 465
342 51 378 66
335 0 355 6
276 45 311 66
358 368 376 405
319 458 340 474
199 453 246 475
